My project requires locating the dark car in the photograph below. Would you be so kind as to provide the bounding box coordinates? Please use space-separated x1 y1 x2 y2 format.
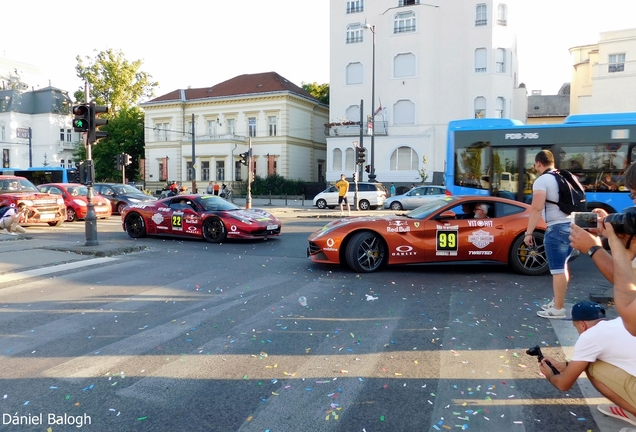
93 183 157 214
120 194 281 243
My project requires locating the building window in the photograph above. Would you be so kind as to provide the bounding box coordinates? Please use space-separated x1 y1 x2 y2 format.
216 161 225 181
248 117 256 137
187 161 194 181
207 120 216 137
66 129 72 142
475 48 487 73
155 123 170 141
393 100 415 125
398 0 420 5
346 23 364 44
268 116 277 136
346 0 363 13
394 53 416 77
474 97 486 118
609 53 625 73
390 146 418 171
495 97 505 118
475 4 487 26
497 4 507 25
345 148 355 172
346 62 363 85
394 11 416 33
158 162 166 181
202 161 210 181
235 160 242 181
0 126 5 141
227 119 235 135
0 97 9 112
333 148 343 171
60 128 65 141
495 48 505 73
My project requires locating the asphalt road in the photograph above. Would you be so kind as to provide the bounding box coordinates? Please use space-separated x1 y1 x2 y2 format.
0 215 627 432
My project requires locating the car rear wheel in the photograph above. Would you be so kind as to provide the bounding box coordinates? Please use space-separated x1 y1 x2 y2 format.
203 217 227 243
390 201 403 210
358 200 370 211
124 213 146 238
316 199 327 209
345 231 386 273
47 220 64 227
117 202 127 214
509 231 549 276
66 207 77 222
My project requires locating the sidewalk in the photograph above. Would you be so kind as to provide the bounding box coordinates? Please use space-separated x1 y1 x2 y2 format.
231 197 397 218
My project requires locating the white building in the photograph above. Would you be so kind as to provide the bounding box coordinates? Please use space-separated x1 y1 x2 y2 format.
570 28 636 114
141 72 328 192
328 0 527 186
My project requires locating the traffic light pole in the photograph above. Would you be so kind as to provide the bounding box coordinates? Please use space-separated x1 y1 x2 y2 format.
84 84 98 246
245 138 252 209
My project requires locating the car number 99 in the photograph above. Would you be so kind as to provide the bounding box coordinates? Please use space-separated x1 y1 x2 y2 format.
436 230 458 251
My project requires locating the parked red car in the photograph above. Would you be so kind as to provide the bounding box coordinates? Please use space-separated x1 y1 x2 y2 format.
38 183 112 222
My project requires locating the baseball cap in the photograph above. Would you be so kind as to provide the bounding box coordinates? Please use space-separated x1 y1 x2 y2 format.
569 300 606 321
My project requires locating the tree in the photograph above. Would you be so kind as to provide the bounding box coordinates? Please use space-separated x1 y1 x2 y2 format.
302 82 329 105
74 48 159 113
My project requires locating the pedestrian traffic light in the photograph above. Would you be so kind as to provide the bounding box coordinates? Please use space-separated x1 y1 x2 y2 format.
356 147 366 165
114 154 123 170
365 164 370 173
72 104 90 132
124 154 132 166
88 103 108 144
240 152 249 166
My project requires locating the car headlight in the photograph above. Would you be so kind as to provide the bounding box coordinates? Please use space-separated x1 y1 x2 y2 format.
56 198 64 205
312 223 339 239
227 214 252 224
128 198 141 203
21 200 34 207
73 199 87 206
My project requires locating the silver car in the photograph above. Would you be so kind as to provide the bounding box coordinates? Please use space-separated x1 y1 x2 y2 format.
383 185 449 210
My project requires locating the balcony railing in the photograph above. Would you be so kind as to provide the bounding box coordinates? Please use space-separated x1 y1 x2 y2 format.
324 121 388 137
182 134 247 142
58 141 78 149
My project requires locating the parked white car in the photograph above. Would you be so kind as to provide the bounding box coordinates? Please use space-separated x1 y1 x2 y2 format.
383 185 450 210
313 182 386 211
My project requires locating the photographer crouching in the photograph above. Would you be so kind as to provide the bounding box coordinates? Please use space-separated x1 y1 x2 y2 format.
535 301 636 427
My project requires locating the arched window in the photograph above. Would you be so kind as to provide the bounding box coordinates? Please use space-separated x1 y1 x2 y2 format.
497 4 507 26
394 11 416 33
474 97 486 118
393 100 415 125
394 53 416 78
475 48 487 72
346 105 360 122
495 48 505 73
346 23 363 44
332 148 343 171
475 4 487 26
346 62 363 85
390 146 419 171
345 148 355 172
495 97 505 118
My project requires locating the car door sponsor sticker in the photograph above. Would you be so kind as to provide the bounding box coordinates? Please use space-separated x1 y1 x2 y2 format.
467 219 493 227
436 229 458 256
152 213 164 225
392 245 417 256
468 229 494 254
387 220 410 233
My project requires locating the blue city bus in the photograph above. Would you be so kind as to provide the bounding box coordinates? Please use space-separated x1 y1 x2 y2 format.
0 166 78 186
446 112 636 213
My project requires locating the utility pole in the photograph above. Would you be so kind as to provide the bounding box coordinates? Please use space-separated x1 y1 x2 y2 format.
246 137 252 209
191 113 197 193
84 82 98 246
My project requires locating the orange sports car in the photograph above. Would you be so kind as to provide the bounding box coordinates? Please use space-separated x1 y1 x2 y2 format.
307 196 549 275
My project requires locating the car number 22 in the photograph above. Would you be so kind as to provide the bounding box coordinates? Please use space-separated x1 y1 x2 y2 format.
172 213 183 231
436 230 457 251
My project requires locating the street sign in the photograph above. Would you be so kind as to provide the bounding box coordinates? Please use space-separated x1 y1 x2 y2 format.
16 128 30 139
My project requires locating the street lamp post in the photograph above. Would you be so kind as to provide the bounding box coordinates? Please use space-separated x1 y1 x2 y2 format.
364 22 377 182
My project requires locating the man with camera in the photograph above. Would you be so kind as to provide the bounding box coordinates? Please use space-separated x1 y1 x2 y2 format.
537 301 636 428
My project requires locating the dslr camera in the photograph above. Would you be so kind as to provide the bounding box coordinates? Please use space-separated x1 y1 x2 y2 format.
604 207 636 235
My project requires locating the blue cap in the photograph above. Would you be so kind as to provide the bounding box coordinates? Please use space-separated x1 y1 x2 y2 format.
570 301 606 321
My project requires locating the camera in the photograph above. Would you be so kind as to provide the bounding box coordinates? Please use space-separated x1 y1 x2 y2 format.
526 345 560 375
572 212 598 229
604 207 636 235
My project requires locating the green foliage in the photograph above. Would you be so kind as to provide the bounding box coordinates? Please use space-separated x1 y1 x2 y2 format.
250 174 306 195
74 48 159 112
301 82 329 105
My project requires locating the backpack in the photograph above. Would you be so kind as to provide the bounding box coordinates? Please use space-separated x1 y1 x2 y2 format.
0 206 10 219
543 169 586 215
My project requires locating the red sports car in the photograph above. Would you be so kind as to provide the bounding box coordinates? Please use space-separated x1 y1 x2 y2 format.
38 183 112 222
307 196 549 275
120 194 282 243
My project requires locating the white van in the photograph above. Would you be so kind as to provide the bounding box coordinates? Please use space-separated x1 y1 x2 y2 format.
313 182 386 210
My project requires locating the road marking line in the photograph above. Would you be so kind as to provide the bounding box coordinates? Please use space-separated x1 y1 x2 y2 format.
0 257 118 283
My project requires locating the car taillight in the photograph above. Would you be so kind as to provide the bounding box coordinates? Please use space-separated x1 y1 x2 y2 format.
445 190 452 196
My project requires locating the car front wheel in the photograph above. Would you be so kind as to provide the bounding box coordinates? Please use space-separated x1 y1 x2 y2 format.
124 213 146 238
316 199 327 209
203 217 227 243
345 231 386 273
390 201 403 210
66 207 77 222
358 200 370 211
509 231 549 276
117 202 127 214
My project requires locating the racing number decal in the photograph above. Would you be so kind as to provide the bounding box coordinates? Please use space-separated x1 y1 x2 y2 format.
436 229 458 256
172 213 183 230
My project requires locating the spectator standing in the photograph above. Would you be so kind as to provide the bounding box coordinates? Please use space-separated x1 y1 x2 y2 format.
213 182 220 196
336 174 351 216
525 149 573 319
390 183 396 197
206 182 214 194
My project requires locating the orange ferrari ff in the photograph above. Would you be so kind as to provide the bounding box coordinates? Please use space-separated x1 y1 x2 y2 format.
307 196 549 275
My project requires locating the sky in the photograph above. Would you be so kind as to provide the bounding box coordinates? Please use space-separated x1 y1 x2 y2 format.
1 0 634 100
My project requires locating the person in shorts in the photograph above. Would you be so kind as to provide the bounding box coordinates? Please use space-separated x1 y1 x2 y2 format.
336 174 350 216
538 301 636 427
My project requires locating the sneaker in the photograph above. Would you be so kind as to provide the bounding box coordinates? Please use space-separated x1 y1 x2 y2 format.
537 307 566 319
541 299 555 310
7 232 17 236
597 404 636 426
1 229 8 235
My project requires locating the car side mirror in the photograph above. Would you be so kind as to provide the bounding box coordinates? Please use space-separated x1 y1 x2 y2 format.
435 210 456 220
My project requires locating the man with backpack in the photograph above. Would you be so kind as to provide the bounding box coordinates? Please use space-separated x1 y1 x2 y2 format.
525 149 584 319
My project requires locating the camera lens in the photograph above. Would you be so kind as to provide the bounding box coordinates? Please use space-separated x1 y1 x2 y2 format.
605 207 636 235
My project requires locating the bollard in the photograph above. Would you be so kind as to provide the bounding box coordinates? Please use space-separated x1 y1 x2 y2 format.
302 194 305 206
269 191 272 205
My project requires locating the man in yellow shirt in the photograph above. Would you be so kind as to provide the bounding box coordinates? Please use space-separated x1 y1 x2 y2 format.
336 174 351 216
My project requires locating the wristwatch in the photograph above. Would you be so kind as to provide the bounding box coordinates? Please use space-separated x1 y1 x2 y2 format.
588 245 602 258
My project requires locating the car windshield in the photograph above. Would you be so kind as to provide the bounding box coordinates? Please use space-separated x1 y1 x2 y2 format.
0 178 39 193
113 184 144 195
404 197 458 219
198 196 241 211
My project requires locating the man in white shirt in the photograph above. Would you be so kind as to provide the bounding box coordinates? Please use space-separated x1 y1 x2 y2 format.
538 301 636 427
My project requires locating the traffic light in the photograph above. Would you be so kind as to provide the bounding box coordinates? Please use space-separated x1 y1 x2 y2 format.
72 104 90 132
365 164 371 173
356 146 366 165
78 161 87 184
124 154 132 166
240 152 249 166
88 103 108 144
73 162 81 183
114 154 123 170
